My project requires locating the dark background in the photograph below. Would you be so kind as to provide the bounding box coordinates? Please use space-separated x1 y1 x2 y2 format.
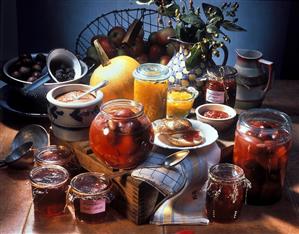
1 0 299 80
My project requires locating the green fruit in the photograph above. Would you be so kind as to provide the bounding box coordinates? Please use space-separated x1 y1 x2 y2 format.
86 46 100 64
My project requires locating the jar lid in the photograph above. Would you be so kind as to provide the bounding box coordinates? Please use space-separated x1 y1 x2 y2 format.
133 63 170 81
35 145 73 165
30 164 69 188
207 65 237 80
70 172 112 196
209 163 245 183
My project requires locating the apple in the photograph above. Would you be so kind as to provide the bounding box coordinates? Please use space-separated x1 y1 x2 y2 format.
148 44 164 62
130 37 145 58
148 31 158 45
117 44 132 56
156 27 176 45
159 55 171 65
136 54 148 64
166 42 179 56
95 36 117 58
108 26 126 47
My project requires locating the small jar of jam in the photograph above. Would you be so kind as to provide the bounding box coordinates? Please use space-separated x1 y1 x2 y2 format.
206 163 251 223
35 145 81 177
233 108 292 205
89 99 154 169
133 63 170 121
67 172 114 223
205 66 237 107
30 165 69 217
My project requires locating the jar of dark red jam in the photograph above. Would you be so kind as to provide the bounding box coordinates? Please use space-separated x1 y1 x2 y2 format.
67 172 114 223
30 165 69 217
205 66 237 107
35 145 81 177
233 108 292 205
89 99 154 169
206 163 251 223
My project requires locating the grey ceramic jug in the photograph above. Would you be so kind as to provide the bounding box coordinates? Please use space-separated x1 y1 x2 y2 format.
234 49 274 109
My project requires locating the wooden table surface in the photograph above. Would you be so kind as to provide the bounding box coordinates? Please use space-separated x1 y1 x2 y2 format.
0 80 298 234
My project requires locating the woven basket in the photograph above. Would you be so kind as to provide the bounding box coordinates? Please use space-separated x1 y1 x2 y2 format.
75 8 170 59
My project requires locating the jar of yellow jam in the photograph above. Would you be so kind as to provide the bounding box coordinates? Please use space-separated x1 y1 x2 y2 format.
167 86 198 118
133 63 170 121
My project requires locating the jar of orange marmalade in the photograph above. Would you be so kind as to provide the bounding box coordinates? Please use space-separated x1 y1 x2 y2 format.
133 63 170 121
67 172 114 223
205 66 237 107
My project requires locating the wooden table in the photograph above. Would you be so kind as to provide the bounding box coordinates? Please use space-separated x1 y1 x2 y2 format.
0 80 298 234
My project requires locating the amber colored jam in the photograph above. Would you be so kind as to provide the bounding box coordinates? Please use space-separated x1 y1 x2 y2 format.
234 119 292 205
30 165 69 217
206 163 248 223
89 100 154 169
69 172 114 223
203 110 229 119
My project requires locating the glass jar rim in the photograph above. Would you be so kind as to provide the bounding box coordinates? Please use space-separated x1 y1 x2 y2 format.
167 85 196 102
35 145 73 165
239 108 292 133
133 63 170 81
70 172 112 197
207 65 238 79
209 163 245 183
30 164 69 188
100 99 144 120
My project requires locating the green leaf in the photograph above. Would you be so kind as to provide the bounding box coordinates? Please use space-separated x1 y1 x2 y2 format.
202 3 224 21
195 28 204 41
159 2 180 17
186 45 201 70
221 20 246 31
209 16 223 25
175 21 184 40
181 12 205 28
206 24 219 34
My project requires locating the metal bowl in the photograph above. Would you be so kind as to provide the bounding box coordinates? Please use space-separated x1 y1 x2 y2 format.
2 54 88 113
9 124 50 169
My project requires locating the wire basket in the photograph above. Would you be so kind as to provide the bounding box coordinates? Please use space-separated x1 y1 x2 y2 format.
75 8 170 59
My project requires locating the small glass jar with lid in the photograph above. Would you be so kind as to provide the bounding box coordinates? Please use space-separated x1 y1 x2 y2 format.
35 145 81 177
67 172 114 223
30 165 70 217
206 163 251 223
205 65 237 107
133 63 170 121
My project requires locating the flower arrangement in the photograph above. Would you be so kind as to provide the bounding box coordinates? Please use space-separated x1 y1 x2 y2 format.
136 0 246 70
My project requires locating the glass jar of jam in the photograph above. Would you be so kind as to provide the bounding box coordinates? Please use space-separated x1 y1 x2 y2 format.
89 99 154 169
206 163 251 223
29 165 69 217
35 145 82 177
133 63 170 121
205 65 237 107
233 108 292 205
67 172 114 223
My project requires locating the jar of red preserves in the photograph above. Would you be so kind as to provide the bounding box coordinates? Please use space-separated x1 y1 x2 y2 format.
67 172 114 223
35 145 82 177
233 108 292 205
30 165 69 217
205 66 237 107
89 99 154 169
206 163 251 223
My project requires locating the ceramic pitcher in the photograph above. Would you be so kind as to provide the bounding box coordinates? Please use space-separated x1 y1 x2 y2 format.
234 49 274 109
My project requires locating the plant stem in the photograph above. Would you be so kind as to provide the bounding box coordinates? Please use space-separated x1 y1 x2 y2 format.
93 40 111 67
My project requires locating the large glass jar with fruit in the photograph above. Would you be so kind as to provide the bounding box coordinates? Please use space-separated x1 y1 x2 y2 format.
233 109 292 205
133 63 170 122
89 99 154 169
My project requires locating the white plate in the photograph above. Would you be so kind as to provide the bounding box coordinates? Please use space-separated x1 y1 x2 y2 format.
153 119 219 150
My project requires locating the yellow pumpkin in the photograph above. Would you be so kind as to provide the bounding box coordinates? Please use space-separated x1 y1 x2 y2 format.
90 55 140 103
